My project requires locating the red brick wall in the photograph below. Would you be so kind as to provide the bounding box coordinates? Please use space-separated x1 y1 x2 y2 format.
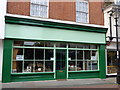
7 1 30 16
49 2 76 22
7 1 104 25
89 2 104 25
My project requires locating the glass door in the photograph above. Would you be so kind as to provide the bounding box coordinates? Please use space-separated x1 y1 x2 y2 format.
56 49 67 79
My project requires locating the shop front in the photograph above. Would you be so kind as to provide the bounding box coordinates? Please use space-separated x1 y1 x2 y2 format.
2 15 107 83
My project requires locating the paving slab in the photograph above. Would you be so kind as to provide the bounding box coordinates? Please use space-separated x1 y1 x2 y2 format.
0 77 117 88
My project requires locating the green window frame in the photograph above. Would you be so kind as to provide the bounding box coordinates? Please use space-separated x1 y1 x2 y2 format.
11 40 99 74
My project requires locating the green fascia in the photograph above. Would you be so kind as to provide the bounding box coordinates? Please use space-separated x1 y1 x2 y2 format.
5 16 108 33
99 45 106 79
2 40 13 83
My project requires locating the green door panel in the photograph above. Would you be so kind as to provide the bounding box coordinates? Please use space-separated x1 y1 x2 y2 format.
56 50 67 79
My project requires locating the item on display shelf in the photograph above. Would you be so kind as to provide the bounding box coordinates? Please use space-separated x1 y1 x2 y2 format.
12 69 17 73
16 55 24 60
69 64 76 71
26 65 32 72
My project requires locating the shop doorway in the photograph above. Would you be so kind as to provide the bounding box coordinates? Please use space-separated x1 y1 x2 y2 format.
56 50 67 79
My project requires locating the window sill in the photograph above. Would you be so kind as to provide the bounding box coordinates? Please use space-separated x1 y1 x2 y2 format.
68 70 99 73
11 72 55 75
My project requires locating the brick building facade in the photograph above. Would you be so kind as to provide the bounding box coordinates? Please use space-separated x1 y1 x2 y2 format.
7 0 104 25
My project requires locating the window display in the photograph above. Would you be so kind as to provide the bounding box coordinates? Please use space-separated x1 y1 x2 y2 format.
12 41 99 73
107 51 117 74
68 50 98 71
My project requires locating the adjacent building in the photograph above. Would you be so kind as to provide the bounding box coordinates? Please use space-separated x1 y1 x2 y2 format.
104 0 120 76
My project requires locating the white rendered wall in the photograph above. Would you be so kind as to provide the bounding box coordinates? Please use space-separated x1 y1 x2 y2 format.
0 40 3 81
0 0 7 39
0 0 7 81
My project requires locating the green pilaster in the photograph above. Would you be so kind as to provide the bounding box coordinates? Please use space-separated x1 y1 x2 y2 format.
2 40 13 83
99 45 106 79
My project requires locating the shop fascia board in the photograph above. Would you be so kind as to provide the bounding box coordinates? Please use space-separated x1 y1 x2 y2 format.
5 14 108 33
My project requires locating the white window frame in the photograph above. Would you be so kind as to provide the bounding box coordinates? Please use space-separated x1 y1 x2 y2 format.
30 0 49 18
76 0 89 23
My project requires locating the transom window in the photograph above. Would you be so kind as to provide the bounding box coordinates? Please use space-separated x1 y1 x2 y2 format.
76 0 88 23
30 0 49 18
12 41 99 73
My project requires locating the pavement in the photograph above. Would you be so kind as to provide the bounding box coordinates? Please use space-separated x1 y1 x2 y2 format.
0 77 119 89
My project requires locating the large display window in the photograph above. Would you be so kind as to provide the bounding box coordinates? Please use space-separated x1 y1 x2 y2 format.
107 51 117 75
12 41 99 73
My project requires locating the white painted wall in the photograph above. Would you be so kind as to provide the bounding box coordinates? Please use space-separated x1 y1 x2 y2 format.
0 40 3 82
0 0 7 81
0 0 7 39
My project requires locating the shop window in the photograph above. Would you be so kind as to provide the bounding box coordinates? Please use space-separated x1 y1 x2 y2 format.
68 50 98 71
12 41 98 73
12 41 54 73
107 51 117 74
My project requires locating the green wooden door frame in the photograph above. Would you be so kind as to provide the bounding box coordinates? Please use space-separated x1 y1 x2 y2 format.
99 45 106 79
55 49 67 79
2 40 13 83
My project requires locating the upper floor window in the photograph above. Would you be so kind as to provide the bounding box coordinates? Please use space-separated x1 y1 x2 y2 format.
115 0 120 5
30 0 49 18
76 0 88 23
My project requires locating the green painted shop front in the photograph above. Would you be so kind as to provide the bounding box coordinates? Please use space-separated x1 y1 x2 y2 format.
2 16 107 83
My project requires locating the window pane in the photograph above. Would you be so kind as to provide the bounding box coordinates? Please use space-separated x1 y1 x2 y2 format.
90 45 97 49
92 61 98 70
77 61 83 71
68 43 77 48
85 50 91 60
35 49 44 60
24 61 34 72
45 61 53 72
69 50 76 60
13 48 23 60
85 61 91 70
77 50 83 59
76 44 84 48
12 61 23 73
35 61 44 72
45 42 54 47
84 44 90 49
14 41 24 46
91 51 98 60
56 43 67 48
30 0 48 18
35 42 44 47
24 48 34 60
68 61 76 71
45 49 53 60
